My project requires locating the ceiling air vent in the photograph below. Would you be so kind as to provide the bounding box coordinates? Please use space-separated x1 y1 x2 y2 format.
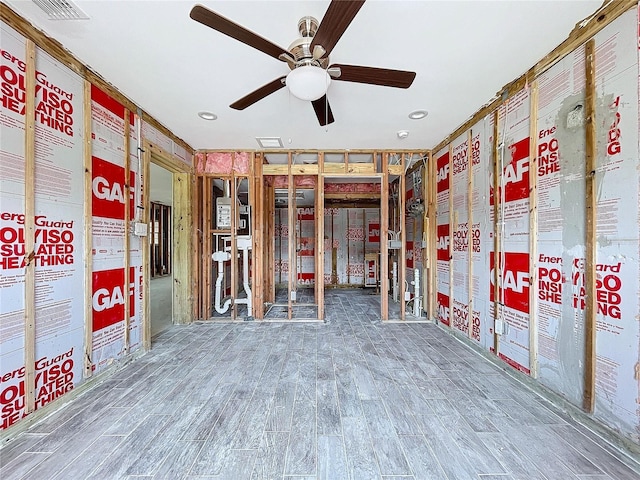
256 137 283 149
32 0 89 20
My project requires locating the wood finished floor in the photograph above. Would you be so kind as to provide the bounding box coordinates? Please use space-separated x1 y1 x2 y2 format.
1 290 639 480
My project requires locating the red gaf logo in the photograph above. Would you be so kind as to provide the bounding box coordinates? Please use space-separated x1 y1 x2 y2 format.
436 152 450 193
490 137 530 205
92 267 135 332
490 251 529 314
297 208 314 220
437 292 450 326
406 241 414 268
368 223 380 243
436 223 450 262
92 157 135 220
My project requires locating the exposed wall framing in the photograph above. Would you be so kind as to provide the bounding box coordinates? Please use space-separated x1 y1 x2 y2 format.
23 39 36 415
196 149 425 322
583 38 597 413
82 80 93 376
467 130 474 338
143 142 193 330
528 81 539 378
448 144 454 328
425 0 639 448
123 109 131 353
492 110 501 354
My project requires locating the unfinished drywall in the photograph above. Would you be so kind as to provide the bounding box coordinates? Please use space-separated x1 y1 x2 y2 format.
432 7 640 445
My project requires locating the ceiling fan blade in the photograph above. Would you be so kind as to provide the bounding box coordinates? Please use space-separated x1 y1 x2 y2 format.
310 1 365 57
311 96 335 126
329 64 416 88
190 5 289 61
230 77 286 110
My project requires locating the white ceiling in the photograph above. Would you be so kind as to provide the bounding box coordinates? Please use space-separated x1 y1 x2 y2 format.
6 0 602 151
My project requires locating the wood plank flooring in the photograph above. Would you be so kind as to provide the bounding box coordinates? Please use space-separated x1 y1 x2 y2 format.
1 289 638 479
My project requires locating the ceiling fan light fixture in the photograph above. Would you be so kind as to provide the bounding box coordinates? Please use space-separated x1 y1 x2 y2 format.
286 65 331 101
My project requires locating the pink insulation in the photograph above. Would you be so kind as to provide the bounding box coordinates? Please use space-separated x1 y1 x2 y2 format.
204 152 233 174
195 152 205 172
233 152 250 174
268 175 317 188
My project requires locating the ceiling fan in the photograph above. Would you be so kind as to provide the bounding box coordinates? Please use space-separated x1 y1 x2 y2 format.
190 1 416 126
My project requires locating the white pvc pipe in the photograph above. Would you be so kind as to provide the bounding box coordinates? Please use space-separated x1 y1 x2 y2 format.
213 251 231 314
233 247 252 317
413 268 420 316
392 261 398 303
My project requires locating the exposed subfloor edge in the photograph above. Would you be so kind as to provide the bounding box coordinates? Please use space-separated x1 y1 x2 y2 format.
0 348 147 446
436 320 640 473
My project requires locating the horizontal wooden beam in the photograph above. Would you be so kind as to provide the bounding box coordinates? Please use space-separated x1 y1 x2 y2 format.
324 193 381 200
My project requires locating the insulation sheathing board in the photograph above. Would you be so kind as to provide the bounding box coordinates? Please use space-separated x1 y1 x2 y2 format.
297 207 315 285
471 119 492 348
323 208 337 285
534 37 588 405
0 24 86 429
591 9 640 443
490 89 531 375
347 209 365 285
91 85 143 373
451 133 470 335
405 168 424 295
142 121 192 167
334 209 348 284
435 148 450 325
276 207 379 287
276 209 289 284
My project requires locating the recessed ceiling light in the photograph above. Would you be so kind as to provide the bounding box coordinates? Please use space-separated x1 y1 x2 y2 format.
198 111 217 120
397 130 409 139
408 110 428 120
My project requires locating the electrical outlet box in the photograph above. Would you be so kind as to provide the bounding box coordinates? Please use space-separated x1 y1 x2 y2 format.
495 319 504 335
404 291 411 301
389 240 402 250
134 222 148 236
290 290 297 302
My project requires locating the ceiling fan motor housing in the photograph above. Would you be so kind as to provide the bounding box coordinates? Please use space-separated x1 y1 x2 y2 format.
298 16 319 37
288 16 329 69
